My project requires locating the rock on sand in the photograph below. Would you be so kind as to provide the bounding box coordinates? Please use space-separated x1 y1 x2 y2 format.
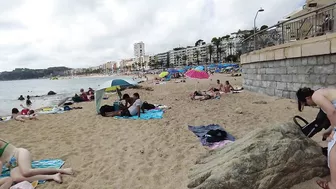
188 123 328 189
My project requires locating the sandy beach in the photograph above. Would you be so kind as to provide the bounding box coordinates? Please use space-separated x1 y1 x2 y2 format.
1 74 327 189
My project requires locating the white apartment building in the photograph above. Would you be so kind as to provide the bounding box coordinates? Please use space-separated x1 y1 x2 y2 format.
134 42 145 58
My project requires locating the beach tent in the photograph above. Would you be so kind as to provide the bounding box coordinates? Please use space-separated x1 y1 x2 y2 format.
95 78 138 114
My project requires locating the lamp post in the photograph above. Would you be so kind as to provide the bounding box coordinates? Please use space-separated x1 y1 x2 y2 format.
254 7 264 50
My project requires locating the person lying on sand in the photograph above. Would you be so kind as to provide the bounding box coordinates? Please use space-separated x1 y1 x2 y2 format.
11 107 37 122
0 139 73 183
105 93 143 117
0 177 12 189
190 91 220 101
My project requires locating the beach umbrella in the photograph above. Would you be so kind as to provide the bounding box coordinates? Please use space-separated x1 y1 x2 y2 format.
95 78 138 114
168 68 179 74
185 69 210 90
185 69 209 79
178 69 186 73
159 71 169 78
195 66 204 71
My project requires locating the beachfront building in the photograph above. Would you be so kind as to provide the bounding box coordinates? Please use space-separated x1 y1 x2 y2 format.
134 41 147 70
281 0 335 41
119 58 134 72
134 42 145 57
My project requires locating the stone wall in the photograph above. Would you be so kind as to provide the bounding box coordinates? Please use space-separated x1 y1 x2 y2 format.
242 54 336 99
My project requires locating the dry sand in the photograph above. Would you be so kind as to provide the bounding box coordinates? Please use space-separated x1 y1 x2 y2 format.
1 74 327 189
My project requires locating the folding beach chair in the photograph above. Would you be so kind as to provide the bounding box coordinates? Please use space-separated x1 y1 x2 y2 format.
293 108 330 156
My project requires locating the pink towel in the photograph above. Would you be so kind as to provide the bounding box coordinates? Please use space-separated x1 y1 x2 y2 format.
209 140 234 150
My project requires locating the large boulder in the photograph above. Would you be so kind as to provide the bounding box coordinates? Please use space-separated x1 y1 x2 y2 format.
188 123 329 189
47 91 57 95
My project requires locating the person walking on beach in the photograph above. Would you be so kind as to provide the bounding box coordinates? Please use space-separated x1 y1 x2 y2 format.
296 87 336 189
0 139 73 183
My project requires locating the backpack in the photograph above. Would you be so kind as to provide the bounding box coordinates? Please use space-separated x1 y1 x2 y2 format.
141 101 155 111
100 105 115 116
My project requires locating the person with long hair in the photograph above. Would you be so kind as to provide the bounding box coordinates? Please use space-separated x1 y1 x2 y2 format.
296 87 336 189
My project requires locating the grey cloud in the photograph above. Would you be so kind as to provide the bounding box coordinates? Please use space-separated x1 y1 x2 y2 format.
0 0 305 71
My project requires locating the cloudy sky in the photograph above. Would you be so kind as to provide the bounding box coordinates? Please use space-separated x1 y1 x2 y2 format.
0 0 305 71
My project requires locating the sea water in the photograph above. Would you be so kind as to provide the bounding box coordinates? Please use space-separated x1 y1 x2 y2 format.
0 76 133 116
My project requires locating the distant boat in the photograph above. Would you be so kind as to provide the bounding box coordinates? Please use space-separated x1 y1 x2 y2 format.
50 77 58 80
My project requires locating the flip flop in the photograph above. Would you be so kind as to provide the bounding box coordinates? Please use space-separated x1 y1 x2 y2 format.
317 180 330 189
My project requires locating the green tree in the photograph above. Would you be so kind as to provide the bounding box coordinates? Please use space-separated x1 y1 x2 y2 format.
260 25 268 31
195 39 205 46
194 50 200 65
211 37 222 63
175 55 181 67
207 45 213 64
182 55 187 66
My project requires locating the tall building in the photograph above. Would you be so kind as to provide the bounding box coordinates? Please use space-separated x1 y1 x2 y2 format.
134 42 145 57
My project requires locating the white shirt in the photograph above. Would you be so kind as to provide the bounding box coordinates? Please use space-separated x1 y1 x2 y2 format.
128 99 142 116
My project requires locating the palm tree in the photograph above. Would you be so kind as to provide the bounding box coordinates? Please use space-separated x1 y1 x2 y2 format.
211 37 222 63
208 45 213 64
175 55 181 67
194 50 200 65
182 55 187 66
195 39 205 46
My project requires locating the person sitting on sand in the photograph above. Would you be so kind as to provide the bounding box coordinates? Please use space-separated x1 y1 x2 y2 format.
0 139 73 183
18 95 25 101
11 107 37 122
80 89 89 101
296 87 336 189
105 93 143 117
209 80 223 92
223 81 234 93
120 94 135 110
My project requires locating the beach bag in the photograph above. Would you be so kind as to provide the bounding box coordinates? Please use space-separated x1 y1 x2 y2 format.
100 105 115 116
206 129 228 143
141 101 155 110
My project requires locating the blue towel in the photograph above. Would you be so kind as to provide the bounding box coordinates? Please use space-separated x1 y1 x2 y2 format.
188 124 235 146
115 109 164 120
1 159 64 184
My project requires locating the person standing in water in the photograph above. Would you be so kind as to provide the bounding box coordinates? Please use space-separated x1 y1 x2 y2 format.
26 95 32 107
296 87 336 189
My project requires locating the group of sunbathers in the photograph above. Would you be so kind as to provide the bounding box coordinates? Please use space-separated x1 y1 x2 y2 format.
191 80 242 101
11 105 37 122
101 93 144 118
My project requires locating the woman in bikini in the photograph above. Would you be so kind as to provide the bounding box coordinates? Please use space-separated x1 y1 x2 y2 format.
296 87 336 189
0 139 73 183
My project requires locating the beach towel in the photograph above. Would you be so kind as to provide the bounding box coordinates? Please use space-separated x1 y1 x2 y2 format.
188 124 235 149
1 159 64 184
115 109 164 120
37 107 65 114
0 116 11 122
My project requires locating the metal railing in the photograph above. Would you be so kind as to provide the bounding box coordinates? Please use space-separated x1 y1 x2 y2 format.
241 2 336 54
